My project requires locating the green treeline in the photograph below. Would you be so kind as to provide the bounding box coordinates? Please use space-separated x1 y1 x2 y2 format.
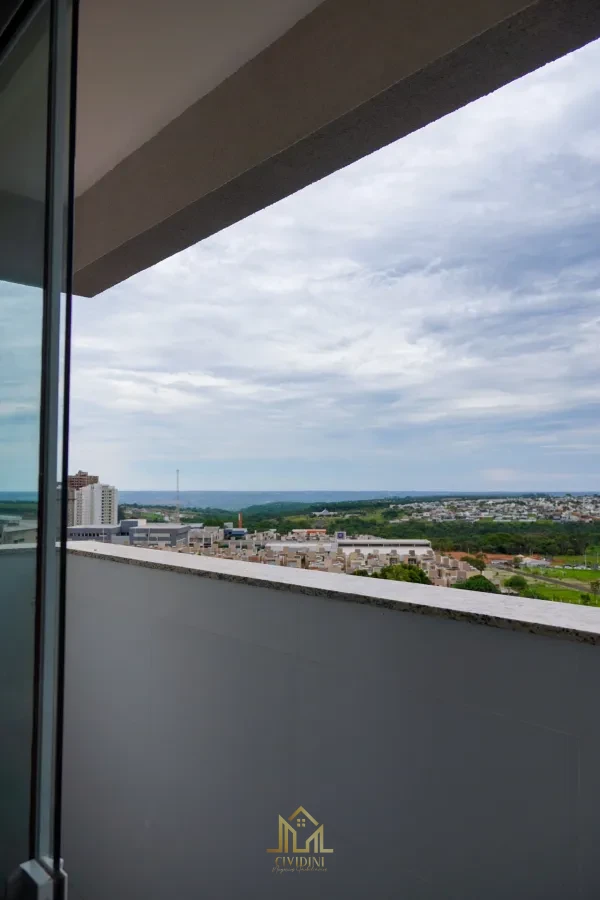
120 498 600 558
0 501 38 520
322 519 600 556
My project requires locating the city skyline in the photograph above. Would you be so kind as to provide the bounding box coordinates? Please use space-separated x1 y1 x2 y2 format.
12 38 600 491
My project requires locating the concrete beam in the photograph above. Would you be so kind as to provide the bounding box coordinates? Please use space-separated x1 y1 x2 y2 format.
73 0 600 296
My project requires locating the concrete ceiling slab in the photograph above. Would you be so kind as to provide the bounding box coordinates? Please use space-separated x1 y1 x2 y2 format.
75 0 323 194
72 0 600 297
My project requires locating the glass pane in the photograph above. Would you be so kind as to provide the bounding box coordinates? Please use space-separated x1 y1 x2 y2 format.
0 0 50 886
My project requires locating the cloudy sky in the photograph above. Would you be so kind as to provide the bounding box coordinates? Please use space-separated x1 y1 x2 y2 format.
66 38 600 491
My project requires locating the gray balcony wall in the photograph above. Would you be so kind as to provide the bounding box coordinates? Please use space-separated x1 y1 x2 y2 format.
0 547 36 886
63 551 600 900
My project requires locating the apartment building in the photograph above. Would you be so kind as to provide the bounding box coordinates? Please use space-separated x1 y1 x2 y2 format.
74 483 119 527
67 470 98 490
66 471 100 525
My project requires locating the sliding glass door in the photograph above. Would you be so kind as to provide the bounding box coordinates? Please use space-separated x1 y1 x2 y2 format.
0 0 76 895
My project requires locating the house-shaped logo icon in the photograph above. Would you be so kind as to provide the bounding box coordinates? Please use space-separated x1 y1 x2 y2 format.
267 806 334 854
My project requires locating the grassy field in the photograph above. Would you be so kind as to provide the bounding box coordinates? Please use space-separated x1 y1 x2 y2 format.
537 567 600 584
528 584 597 604
485 566 599 606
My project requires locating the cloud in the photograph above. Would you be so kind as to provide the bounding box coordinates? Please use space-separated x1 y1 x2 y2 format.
62 37 600 490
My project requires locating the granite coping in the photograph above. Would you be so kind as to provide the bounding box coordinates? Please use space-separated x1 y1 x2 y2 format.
67 542 600 646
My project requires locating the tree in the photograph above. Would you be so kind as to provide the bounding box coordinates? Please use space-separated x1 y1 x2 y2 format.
355 564 431 585
504 574 527 592
461 554 486 572
590 580 600 596
378 564 432 584
512 556 521 569
453 575 499 594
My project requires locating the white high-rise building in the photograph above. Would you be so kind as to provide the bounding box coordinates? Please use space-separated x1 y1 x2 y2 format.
74 483 119 526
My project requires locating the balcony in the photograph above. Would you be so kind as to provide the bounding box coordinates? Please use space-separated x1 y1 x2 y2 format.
60 542 600 899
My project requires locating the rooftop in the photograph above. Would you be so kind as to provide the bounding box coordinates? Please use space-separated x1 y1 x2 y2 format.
131 524 190 532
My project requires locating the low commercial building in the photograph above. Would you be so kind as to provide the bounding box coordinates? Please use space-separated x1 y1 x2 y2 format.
223 527 248 539
339 538 432 555
520 557 551 568
68 525 122 543
1 521 38 545
119 519 147 535
67 519 189 547
130 524 190 548
0 515 21 527
266 537 432 556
